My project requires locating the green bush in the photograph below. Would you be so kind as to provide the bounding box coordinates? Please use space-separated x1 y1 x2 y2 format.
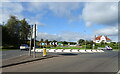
86 44 92 49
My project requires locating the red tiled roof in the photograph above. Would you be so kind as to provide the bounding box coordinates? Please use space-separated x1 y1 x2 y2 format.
105 36 111 40
95 36 102 40
95 36 111 40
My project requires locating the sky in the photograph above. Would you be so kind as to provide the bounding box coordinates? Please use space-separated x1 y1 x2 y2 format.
0 1 118 42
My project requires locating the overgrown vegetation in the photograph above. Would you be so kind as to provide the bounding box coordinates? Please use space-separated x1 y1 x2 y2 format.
2 16 30 49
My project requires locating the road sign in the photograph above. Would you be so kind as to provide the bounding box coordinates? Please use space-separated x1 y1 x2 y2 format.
49 42 51 45
32 24 37 38
52 42 54 45
55 42 57 45
42 43 45 46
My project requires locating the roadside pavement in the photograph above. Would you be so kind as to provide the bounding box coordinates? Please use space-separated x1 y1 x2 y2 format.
1 53 58 68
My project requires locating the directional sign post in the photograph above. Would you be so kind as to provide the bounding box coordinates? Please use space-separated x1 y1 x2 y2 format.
33 24 36 58
29 25 33 56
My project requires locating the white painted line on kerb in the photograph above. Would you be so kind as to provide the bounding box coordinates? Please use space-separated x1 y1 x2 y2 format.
92 50 97 52
31 49 106 53
63 49 71 52
79 50 87 53
71 49 79 53
49 49 56 52
56 49 63 52
86 50 93 53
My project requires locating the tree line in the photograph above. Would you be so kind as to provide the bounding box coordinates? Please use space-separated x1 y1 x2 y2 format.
2 16 30 48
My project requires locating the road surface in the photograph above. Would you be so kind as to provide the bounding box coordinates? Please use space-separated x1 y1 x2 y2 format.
1 50 29 60
2 51 119 72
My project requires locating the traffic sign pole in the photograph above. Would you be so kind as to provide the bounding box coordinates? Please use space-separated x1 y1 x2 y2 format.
29 25 33 56
33 24 36 58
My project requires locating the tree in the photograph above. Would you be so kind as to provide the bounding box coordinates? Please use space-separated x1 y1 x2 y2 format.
62 41 68 46
100 40 105 47
2 15 31 48
44 39 49 45
20 18 30 44
40 39 44 43
2 26 10 46
5 15 20 46
78 39 85 45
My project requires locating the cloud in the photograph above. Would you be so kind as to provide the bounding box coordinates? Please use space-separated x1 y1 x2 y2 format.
94 26 118 42
0 2 24 24
36 31 90 42
27 18 46 26
1 2 45 26
82 2 118 27
27 2 83 23
86 22 92 27
94 25 118 36
36 32 62 41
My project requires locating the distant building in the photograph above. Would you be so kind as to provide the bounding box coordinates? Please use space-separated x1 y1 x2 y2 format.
93 35 111 43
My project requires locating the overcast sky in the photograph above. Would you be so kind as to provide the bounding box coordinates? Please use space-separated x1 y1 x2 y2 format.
0 1 118 42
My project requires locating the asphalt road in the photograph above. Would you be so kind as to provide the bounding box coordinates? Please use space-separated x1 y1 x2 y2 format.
1 50 29 60
2 51 119 72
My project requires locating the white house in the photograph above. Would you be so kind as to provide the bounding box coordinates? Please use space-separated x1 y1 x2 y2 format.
93 35 111 43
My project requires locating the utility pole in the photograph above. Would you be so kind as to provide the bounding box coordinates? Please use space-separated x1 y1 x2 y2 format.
33 24 36 58
84 30 86 50
29 25 33 56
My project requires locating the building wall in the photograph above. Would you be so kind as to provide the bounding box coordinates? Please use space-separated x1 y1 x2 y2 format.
95 40 100 43
99 36 107 43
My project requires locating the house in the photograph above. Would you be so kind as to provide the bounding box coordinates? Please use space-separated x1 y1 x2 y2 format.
93 35 111 43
